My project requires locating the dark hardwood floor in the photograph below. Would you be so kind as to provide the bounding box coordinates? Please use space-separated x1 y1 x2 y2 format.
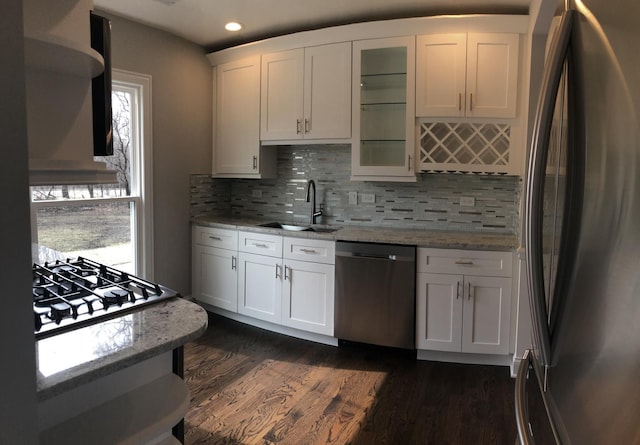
183 313 517 445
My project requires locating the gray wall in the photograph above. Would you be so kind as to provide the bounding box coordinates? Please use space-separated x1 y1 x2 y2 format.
98 10 212 293
0 0 38 442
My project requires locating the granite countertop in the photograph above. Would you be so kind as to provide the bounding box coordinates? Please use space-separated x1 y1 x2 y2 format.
192 215 518 251
36 297 208 401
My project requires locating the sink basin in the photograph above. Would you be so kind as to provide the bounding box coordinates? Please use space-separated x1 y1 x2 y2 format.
259 222 341 233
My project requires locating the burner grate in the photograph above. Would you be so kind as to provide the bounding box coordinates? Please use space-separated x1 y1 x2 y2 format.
33 257 179 339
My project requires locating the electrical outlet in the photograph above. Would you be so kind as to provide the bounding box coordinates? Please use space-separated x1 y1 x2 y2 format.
348 191 358 205
460 197 475 207
252 189 263 198
361 193 375 204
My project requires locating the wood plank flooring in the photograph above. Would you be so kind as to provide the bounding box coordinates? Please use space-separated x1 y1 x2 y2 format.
183 313 517 445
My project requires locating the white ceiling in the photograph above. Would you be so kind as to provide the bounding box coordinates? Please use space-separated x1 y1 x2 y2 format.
93 0 532 51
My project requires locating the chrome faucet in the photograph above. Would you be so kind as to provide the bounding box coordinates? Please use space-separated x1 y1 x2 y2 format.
305 179 323 225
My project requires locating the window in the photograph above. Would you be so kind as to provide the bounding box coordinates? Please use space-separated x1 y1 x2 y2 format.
31 70 153 278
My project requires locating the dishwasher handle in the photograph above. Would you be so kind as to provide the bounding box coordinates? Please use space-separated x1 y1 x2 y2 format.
336 251 412 261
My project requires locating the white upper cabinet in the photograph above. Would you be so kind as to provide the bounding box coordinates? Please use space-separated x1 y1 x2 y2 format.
261 42 352 141
416 33 519 118
351 36 416 181
214 56 276 178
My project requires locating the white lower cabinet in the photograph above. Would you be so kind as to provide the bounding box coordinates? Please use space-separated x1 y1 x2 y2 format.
236 231 335 336
416 248 512 355
281 237 335 336
192 226 238 312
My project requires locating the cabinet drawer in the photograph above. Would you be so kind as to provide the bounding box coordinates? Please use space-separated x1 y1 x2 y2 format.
238 231 283 257
193 225 238 250
417 248 512 277
283 237 335 265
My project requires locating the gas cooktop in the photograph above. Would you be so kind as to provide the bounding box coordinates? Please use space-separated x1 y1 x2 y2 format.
33 257 179 339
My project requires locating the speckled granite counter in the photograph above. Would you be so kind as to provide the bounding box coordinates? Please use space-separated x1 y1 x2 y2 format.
36 297 208 401
192 215 518 251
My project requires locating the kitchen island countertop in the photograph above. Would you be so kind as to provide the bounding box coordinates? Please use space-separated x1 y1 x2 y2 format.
192 215 518 251
36 297 208 401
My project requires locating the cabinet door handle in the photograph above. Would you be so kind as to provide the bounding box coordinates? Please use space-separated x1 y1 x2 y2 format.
407 154 412 171
467 282 473 300
300 248 317 254
254 243 268 248
456 281 461 300
275 264 281 279
455 259 474 265
284 265 290 281
208 236 222 241
252 155 258 170
296 119 302 134
231 256 236 270
458 93 462 111
304 118 310 134
469 93 473 111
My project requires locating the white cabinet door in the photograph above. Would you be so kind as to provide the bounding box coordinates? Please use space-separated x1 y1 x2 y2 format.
466 33 519 118
416 272 463 352
416 248 513 355
237 252 283 324
215 56 262 175
261 49 304 140
192 244 238 312
281 259 335 336
415 34 467 117
461 275 512 354
351 36 416 180
303 42 352 139
261 44 351 141
416 33 519 118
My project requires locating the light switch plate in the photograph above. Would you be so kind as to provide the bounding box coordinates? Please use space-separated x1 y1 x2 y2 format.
348 191 358 205
460 196 475 207
361 193 375 203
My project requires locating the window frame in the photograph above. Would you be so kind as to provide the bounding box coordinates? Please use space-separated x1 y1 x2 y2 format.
30 69 154 279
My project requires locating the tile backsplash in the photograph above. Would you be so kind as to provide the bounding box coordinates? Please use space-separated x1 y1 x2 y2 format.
191 145 521 234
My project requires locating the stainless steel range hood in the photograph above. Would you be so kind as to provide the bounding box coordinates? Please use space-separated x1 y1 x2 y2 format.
24 0 117 186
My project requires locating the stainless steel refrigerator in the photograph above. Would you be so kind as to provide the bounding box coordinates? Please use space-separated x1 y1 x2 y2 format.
516 1 640 444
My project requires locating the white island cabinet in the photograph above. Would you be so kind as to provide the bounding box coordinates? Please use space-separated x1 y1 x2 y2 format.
36 298 208 445
416 248 513 358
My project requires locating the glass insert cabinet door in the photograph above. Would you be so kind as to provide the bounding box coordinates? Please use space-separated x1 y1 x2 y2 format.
351 36 416 180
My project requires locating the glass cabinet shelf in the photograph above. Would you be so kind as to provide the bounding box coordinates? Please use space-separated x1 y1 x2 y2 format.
352 37 415 180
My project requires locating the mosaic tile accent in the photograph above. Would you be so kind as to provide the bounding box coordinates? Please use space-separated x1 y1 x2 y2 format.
190 145 521 234
189 174 231 218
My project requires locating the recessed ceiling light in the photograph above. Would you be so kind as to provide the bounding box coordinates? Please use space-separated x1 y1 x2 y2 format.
225 22 243 32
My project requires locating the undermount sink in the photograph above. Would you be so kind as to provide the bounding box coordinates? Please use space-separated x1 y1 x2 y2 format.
259 222 341 233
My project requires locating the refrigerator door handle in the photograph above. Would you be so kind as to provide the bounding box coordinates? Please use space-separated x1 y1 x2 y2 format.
515 349 561 445
524 10 575 369
515 350 534 445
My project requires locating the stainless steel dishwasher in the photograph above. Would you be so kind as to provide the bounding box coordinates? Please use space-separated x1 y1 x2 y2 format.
335 241 416 349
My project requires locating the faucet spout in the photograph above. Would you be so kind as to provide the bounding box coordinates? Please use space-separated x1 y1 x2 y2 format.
305 179 323 224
